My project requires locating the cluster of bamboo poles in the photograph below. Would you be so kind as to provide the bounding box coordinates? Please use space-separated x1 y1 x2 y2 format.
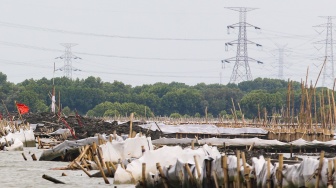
0 119 30 136
66 133 134 185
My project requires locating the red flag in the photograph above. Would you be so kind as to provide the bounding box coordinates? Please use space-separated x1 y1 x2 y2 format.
16 103 29 114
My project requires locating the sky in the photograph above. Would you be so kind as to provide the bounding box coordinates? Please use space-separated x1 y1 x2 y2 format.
0 0 335 87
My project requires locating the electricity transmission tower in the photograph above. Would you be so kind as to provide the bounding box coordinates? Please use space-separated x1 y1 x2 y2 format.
222 7 262 84
55 43 81 79
274 44 288 80
313 16 336 87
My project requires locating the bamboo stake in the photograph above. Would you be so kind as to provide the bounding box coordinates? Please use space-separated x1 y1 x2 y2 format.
105 162 113 177
194 155 201 179
156 163 169 188
42 174 65 184
212 171 219 188
185 163 195 185
267 158 271 188
222 155 229 188
315 151 325 188
75 161 92 177
241 152 251 188
277 154 283 188
231 98 238 125
205 106 208 124
327 159 333 188
22 153 27 161
129 113 134 138
31 153 37 161
109 161 117 171
142 163 147 188
93 155 109 184
236 150 241 188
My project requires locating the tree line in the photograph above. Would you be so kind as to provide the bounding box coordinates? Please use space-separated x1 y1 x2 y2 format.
0 71 330 119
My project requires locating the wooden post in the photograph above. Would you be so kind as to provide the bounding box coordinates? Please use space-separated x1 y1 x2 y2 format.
156 163 169 188
267 158 271 188
129 113 134 138
42 174 65 184
75 161 92 177
222 155 229 188
191 140 195 150
277 154 283 188
142 163 147 188
22 153 27 161
315 151 325 188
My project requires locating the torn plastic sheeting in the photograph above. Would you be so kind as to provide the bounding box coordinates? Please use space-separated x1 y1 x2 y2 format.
114 145 220 184
39 136 99 161
100 136 154 163
152 137 288 147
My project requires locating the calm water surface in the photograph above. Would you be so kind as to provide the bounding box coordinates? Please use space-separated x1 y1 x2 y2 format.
0 147 134 188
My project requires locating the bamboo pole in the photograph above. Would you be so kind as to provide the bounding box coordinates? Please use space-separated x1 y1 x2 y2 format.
185 163 195 185
267 158 271 188
236 150 241 188
327 159 333 188
142 163 147 188
231 98 238 125
105 162 113 177
129 113 134 138
277 154 283 188
222 155 229 188
22 153 27 161
315 151 325 188
212 171 219 188
194 155 201 179
241 152 251 188
31 153 37 161
42 174 65 184
205 106 208 124
75 161 92 177
93 154 109 184
156 163 169 188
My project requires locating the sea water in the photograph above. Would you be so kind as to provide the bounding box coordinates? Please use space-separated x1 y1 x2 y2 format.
0 147 134 188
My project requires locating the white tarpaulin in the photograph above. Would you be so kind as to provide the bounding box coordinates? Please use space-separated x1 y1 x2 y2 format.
139 123 269 135
100 135 154 163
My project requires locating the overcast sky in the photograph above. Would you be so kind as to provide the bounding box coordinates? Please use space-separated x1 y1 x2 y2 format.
0 0 335 87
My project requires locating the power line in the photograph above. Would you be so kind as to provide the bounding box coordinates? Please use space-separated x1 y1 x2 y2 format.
0 21 226 41
0 40 219 61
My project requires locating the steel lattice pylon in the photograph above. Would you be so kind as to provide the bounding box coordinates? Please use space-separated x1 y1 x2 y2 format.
314 16 336 87
55 43 81 79
222 7 262 84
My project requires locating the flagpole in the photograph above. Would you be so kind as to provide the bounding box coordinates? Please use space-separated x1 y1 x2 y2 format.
15 101 25 125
